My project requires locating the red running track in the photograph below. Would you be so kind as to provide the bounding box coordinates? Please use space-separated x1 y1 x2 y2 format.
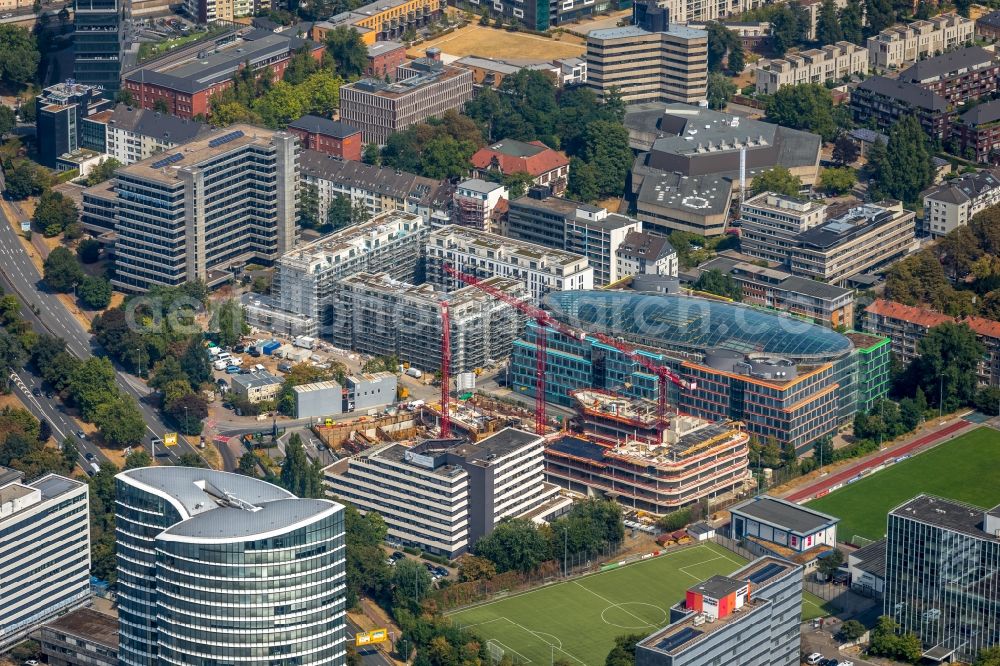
785 419 972 503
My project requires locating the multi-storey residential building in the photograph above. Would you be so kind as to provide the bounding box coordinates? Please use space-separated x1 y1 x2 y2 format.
740 192 828 265
365 41 407 80
452 179 509 233
74 0 125 96
286 115 363 161
331 272 525 373
85 125 298 292
325 429 568 556
425 225 594 301
470 139 570 196
953 100 1000 163
586 1 708 105
897 46 999 105
0 471 90 651
866 13 975 70
123 31 324 119
339 52 474 145
230 369 283 404
299 149 451 224
452 0 627 31
848 331 891 412
512 290 889 451
922 169 1000 236
564 208 643 286
729 495 839 563
311 0 445 45
547 392 751 513
776 202 916 284
864 298 1000 386
93 104 214 165
754 41 869 94
616 231 679 278
635 557 803 666
36 82 113 168
851 76 953 141
38 608 118 666
884 495 1000 663
115 467 346 666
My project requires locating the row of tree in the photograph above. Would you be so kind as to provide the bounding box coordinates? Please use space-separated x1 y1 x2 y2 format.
43 246 113 309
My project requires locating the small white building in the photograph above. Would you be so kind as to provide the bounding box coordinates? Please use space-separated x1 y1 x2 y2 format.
729 495 839 567
615 230 678 278
452 179 508 233
921 169 1000 238
847 539 885 598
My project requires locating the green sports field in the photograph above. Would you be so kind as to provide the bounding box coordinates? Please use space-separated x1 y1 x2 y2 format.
448 543 748 666
807 427 1000 543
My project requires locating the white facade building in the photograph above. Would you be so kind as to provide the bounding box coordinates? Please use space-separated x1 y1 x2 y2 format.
453 179 508 233
922 169 1000 237
565 206 642 286
425 225 594 301
615 230 678 278
0 472 90 650
739 192 828 265
867 13 975 70
754 41 869 94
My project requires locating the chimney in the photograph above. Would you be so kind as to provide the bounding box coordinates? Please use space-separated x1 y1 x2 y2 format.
426 47 441 62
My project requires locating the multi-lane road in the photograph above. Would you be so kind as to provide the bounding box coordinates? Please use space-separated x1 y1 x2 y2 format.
0 202 211 466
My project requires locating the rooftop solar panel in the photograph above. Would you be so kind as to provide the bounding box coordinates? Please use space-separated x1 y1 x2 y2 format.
208 130 245 148
151 153 184 169
745 562 785 584
655 627 702 652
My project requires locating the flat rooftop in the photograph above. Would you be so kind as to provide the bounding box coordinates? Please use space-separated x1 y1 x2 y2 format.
731 495 838 534
161 498 340 541
433 225 587 266
42 608 119 648
449 428 539 465
891 494 998 541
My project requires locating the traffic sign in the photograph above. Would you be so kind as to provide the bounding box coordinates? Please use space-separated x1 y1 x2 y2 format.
163 432 178 447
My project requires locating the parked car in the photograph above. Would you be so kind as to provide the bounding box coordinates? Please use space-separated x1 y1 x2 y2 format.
45 390 53 399
84 452 96 461
805 654 823 666
225 365 241 374
229 356 243 366
390 551 405 562
233 345 246 353
248 348 261 357
213 359 228 370
434 567 449 577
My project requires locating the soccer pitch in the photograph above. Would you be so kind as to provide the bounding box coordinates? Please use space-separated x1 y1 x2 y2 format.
447 543 748 666
807 426 1000 543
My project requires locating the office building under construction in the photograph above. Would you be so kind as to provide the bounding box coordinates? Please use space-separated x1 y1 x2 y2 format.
331 271 526 373
547 390 752 514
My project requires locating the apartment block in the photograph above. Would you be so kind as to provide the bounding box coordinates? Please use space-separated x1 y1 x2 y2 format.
338 52 474 145
425 225 594 301
452 179 509 233
740 192 828 265
451 0 628 31
864 298 1000 386
616 231 678 278
325 429 568 557
311 0 445 45
94 104 214 165
331 272 525 373
953 100 1000 163
922 169 1000 237
587 1 708 105
851 76 954 141
0 471 90 650
866 13 975 70
470 139 570 196
36 82 113 168
635 557 803 666
264 211 428 332
897 46 999 105
885 495 1000 663
86 125 298 292
504 189 644 285
299 149 451 224
286 115 363 161
754 41 869 95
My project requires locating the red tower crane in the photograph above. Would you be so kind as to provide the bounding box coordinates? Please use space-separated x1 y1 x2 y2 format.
442 265 696 436
439 300 452 438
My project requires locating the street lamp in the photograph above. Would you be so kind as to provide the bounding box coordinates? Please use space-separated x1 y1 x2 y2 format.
184 405 189 435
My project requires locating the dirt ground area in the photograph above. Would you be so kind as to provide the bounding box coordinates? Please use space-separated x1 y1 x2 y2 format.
560 8 631 35
407 24 585 60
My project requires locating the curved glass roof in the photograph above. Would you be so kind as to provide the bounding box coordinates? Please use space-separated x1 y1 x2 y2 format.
543 291 853 360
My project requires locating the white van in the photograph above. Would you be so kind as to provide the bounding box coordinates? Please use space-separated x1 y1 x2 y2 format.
213 359 228 370
217 352 232 362
806 654 824 665
230 356 243 367
254 363 266 372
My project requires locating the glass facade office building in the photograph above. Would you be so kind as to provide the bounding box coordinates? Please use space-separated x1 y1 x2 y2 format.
74 0 125 96
116 468 346 666
885 495 1000 663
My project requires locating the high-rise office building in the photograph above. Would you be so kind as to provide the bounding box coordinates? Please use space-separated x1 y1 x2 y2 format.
35 82 113 168
115 467 346 666
0 469 90 650
884 494 1000 663
82 125 298 292
74 0 126 96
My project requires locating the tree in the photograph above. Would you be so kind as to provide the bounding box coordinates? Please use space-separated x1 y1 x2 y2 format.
707 72 737 110
567 157 599 202
153 99 169 114
177 452 208 468
165 393 208 435
0 104 15 138
238 451 259 476
770 2 808 56
765 83 840 141
693 269 742 300
832 134 860 166
43 247 85 293
869 114 934 204
912 322 985 412
818 167 856 195
340 502 390 607
706 22 742 73
180 337 212 389
69 357 119 422
95 396 146 448
458 555 496 582
839 0 864 42
33 190 78 237
473 518 550 573
282 45 321 85
0 25 40 87
816 547 844 576
214 299 247 349
77 239 102 264
253 81 305 128
605 634 645 666
3 160 46 199
124 448 152 470
85 157 123 186
78 276 112 310
750 166 802 197
326 194 355 231
392 557 433 609
580 120 632 199
419 134 479 180
299 182 321 229
976 646 1000 666
838 619 867 642
280 433 325 498
813 435 833 467
325 26 368 78
0 328 27 370
362 143 380 165
815 0 843 44
38 418 51 442
499 171 535 199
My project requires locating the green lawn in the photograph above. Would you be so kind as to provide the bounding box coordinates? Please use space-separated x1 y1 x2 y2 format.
807 426 1000 543
448 543 749 666
802 591 837 621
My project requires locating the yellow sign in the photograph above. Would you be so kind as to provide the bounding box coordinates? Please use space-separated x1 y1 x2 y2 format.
164 433 178 447
355 629 388 646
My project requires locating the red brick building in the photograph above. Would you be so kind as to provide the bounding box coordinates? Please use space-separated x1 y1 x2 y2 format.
366 41 407 81
123 32 324 120
897 46 1000 105
286 115 363 161
953 100 1000 163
